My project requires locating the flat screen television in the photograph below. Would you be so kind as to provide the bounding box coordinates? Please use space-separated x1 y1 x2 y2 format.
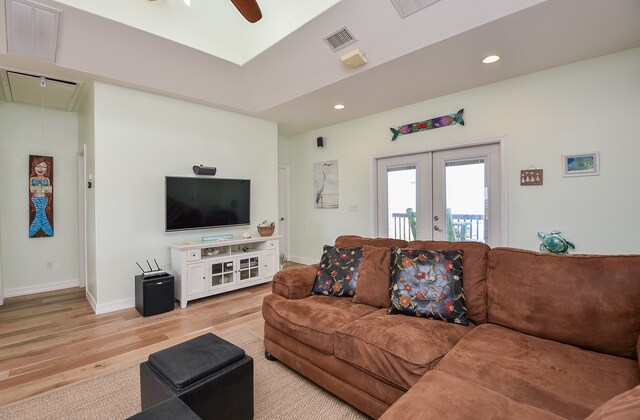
165 177 250 232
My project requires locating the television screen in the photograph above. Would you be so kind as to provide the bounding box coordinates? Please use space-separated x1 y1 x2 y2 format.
165 177 250 232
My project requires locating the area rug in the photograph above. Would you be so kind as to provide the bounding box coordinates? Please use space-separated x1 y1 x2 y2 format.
0 328 370 420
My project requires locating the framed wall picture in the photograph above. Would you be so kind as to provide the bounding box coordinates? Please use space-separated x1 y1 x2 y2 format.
562 152 599 177
313 160 338 208
29 155 54 237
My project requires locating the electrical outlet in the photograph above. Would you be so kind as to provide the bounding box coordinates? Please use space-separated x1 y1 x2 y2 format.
348 204 359 211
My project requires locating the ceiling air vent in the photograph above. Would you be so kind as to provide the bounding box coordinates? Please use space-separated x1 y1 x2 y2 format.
390 0 442 18
0 70 82 111
6 0 61 62
323 26 357 52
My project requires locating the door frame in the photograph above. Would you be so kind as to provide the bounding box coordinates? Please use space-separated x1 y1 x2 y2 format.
277 165 290 262
0 205 3 306
77 145 87 289
370 136 509 246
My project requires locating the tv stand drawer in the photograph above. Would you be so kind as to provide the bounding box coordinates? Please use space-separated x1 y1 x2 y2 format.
187 250 201 262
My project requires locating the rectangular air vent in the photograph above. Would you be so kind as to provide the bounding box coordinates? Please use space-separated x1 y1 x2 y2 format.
6 0 61 62
323 26 357 52
390 0 442 18
1 71 82 111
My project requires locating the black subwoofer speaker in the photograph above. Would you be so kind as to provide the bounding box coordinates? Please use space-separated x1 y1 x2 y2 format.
135 274 175 317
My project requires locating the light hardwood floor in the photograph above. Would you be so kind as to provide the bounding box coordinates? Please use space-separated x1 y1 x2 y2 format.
0 282 272 406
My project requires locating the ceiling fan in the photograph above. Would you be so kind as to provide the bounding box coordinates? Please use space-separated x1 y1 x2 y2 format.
230 0 262 23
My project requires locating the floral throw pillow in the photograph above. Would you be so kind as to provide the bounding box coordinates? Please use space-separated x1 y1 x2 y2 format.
312 245 363 297
389 248 468 325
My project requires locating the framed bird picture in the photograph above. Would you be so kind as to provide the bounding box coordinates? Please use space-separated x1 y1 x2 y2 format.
313 160 338 209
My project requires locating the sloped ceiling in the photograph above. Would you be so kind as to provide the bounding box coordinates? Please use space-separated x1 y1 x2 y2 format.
50 0 342 65
1 0 639 136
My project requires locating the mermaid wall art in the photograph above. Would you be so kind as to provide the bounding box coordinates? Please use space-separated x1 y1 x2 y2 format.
29 155 54 238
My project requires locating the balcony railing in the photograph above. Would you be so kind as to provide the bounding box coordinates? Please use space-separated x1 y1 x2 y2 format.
391 212 416 241
450 213 484 242
390 211 484 242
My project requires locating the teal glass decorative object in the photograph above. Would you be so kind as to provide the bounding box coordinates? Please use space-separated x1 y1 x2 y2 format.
538 231 575 254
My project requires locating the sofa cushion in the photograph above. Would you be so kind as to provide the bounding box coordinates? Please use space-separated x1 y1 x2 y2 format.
389 248 468 325
435 324 640 419
264 322 406 413
352 245 392 308
379 370 564 420
487 247 640 358
312 245 363 297
408 240 490 324
334 309 472 390
262 294 378 355
586 384 640 420
335 235 407 249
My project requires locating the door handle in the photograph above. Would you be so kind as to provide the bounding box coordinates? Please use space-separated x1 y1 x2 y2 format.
434 225 441 231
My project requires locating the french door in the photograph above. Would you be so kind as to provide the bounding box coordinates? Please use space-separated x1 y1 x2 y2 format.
376 143 502 246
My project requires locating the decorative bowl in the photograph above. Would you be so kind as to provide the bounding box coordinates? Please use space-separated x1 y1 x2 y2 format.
257 225 275 237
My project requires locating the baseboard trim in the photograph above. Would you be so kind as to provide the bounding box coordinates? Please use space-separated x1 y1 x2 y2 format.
86 289 97 313
94 297 135 315
4 279 80 298
288 255 317 265
84 289 134 315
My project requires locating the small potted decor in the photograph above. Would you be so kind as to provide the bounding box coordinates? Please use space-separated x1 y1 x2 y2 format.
257 220 275 237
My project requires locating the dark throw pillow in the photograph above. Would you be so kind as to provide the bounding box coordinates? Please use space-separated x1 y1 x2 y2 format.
389 248 468 325
312 245 363 297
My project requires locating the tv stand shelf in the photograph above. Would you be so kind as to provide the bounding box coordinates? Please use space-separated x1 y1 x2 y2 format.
169 236 280 308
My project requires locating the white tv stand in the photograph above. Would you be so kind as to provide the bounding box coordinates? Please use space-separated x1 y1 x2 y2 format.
170 236 280 308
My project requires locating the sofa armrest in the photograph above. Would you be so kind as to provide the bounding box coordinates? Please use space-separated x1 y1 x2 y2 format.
271 264 318 299
585 385 640 420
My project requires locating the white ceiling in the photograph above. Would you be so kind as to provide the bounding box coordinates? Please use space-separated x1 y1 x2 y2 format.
50 0 342 65
1 0 639 136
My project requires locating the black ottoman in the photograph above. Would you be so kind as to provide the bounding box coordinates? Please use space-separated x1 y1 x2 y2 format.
127 397 200 420
140 333 253 420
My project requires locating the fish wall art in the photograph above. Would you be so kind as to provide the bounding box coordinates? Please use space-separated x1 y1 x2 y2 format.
391 109 464 141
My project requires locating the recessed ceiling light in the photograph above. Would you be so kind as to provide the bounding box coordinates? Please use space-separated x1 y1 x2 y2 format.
334 104 345 110
482 55 500 64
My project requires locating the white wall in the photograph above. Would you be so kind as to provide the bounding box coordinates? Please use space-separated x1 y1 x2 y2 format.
91 82 278 309
278 135 292 166
0 102 79 295
283 48 640 260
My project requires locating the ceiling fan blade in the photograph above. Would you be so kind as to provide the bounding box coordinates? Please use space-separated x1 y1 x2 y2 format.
230 0 262 23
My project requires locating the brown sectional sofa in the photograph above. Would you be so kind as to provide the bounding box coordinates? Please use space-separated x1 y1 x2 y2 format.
262 236 640 419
